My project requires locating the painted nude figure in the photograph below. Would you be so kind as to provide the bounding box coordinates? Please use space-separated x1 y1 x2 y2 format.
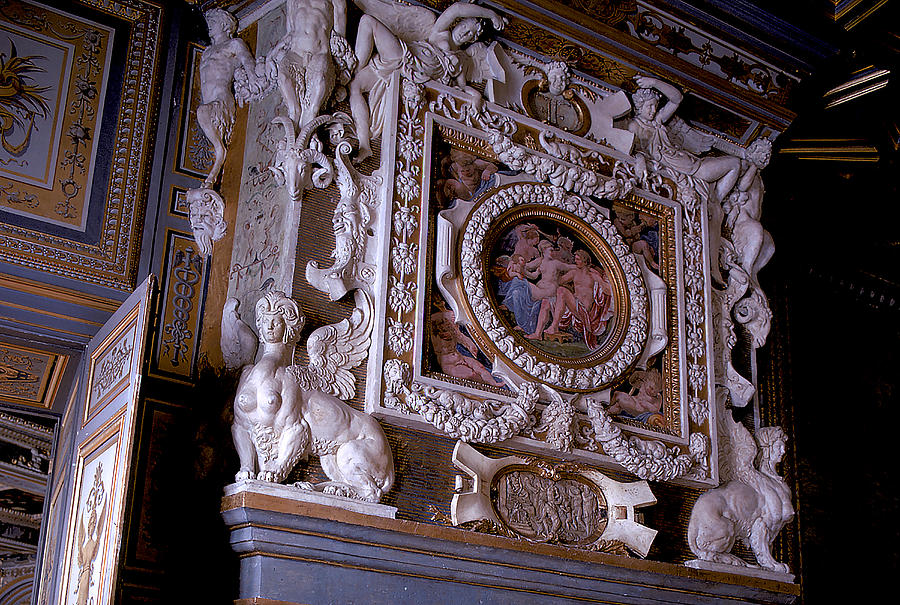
439 149 498 201
349 0 506 161
197 9 262 187
431 309 503 387
608 368 663 418
275 0 348 130
524 239 576 340
546 249 614 349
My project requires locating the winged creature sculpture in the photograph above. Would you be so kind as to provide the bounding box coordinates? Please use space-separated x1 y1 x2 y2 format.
227 289 394 502
686 406 794 574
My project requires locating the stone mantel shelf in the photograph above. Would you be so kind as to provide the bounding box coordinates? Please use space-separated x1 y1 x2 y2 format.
222 490 799 605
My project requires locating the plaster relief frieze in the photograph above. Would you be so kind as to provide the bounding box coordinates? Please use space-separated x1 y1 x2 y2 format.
450 440 658 557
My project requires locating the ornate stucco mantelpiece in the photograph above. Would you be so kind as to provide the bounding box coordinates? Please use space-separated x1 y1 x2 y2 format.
195 0 798 590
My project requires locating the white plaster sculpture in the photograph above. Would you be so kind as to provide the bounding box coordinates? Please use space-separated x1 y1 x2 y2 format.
229 290 394 502
542 60 570 96
686 412 793 575
452 441 658 557
349 0 507 161
585 398 695 482
629 75 743 285
221 298 258 370
187 186 227 257
724 138 774 289
269 115 335 203
197 9 263 188
305 137 383 300
628 75 741 202
383 358 540 444
271 0 352 130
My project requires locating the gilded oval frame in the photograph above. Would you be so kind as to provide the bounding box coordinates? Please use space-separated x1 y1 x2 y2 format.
458 182 649 392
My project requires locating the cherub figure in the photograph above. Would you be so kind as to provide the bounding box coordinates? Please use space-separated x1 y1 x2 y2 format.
438 148 498 201
607 368 663 419
349 0 507 161
197 9 262 188
430 309 504 387
542 60 571 97
228 290 394 502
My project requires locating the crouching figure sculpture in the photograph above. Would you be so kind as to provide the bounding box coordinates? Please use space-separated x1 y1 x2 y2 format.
226 289 394 502
686 419 793 574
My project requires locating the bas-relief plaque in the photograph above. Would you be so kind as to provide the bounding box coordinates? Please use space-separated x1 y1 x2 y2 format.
84 305 139 428
152 230 205 381
58 421 122 605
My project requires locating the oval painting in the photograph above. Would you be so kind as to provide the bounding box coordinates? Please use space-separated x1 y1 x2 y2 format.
486 215 620 361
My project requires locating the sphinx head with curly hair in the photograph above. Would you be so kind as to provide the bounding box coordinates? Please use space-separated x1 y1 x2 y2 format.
255 291 304 345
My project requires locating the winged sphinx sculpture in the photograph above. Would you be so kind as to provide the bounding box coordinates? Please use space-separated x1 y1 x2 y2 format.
225 289 394 502
686 408 794 574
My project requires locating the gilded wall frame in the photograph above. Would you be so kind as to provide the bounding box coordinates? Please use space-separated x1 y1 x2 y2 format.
366 76 716 486
0 0 163 291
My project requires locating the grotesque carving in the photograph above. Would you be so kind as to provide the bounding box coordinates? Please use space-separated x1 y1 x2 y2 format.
686 414 794 574
305 138 383 300
187 187 227 257
197 9 263 188
269 115 335 203
229 290 394 502
724 138 774 288
349 0 507 161
271 0 352 130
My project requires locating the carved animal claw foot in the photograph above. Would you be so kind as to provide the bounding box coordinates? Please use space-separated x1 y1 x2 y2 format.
235 470 253 482
321 483 356 499
292 481 315 491
256 470 280 482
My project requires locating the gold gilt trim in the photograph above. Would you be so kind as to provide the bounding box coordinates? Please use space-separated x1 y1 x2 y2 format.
488 0 796 127
0 273 120 313
843 0 889 30
221 492 799 595
0 342 68 409
0 0 164 291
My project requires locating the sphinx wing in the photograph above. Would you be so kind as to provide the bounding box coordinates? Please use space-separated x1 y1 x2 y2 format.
221 298 259 370
717 408 758 484
293 291 373 400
